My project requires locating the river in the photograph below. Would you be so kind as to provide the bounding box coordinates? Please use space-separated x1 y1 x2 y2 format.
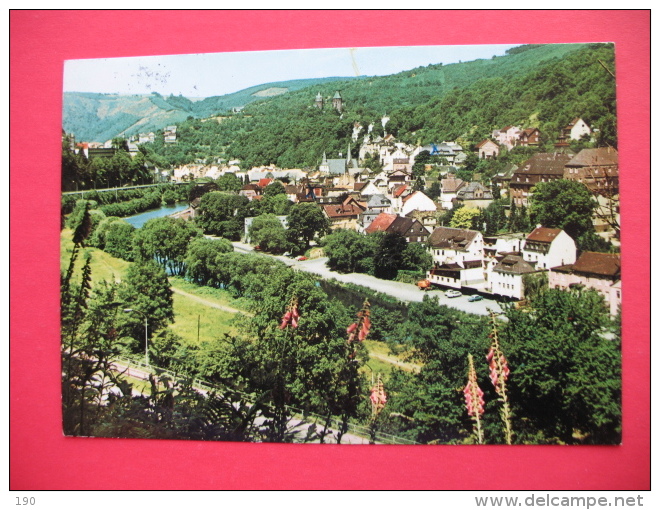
123 202 189 228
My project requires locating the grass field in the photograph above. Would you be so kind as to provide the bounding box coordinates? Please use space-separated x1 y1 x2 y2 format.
169 291 239 346
61 229 130 284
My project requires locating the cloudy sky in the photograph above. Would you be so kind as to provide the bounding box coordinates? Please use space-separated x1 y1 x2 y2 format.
63 44 520 98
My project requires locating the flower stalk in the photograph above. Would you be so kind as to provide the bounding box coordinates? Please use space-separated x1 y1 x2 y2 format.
464 353 485 444
279 297 300 329
487 310 513 444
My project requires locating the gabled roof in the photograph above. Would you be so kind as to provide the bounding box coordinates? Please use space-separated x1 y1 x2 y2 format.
322 202 365 219
441 176 465 193
476 139 498 148
326 159 347 175
565 147 618 167
493 254 537 275
526 227 563 243
427 227 480 250
565 117 583 128
516 153 574 176
366 193 391 208
552 251 620 278
388 216 429 237
393 184 409 198
365 212 397 233
258 178 273 188
457 181 491 195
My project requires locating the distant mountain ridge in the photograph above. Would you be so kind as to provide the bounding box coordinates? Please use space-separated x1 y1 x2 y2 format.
63 76 358 142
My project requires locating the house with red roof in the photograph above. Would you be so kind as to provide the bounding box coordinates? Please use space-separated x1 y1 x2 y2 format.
522 226 577 270
549 251 621 316
365 213 429 243
322 197 366 231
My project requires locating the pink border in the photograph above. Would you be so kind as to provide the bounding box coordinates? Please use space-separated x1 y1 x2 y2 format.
10 10 650 490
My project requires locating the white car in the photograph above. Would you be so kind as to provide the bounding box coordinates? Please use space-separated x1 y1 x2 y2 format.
445 290 462 298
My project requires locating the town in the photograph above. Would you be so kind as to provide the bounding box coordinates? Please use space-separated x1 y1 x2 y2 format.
65 106 621 314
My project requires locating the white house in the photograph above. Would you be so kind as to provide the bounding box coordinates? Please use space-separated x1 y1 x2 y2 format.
440 175 466 210
564 117 592 141
358 181 382 197
492 125 522 150
401 191 437 217
426 227 484 289
522 227 577 270
490 254 540 300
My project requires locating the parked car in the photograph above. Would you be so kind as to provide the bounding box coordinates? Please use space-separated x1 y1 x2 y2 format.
445 290 462 298
468 295 484 302
296 256 308 261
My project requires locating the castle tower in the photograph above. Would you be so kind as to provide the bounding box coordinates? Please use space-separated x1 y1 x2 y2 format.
332 90 343 113
315 92 324 109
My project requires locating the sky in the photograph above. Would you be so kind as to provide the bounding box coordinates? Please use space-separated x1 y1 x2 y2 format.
63 44 520 98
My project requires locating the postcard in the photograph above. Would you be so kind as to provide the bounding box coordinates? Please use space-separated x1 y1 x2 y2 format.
60 43 622 447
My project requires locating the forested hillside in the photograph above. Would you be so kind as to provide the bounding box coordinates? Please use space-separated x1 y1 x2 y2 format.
65 43 617 169
143 43 616 169
63 76 356 142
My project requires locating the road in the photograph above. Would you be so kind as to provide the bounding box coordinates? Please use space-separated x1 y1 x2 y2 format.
229 241 502 316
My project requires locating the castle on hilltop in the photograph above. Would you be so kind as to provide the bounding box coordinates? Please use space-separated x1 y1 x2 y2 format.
315 91 343 113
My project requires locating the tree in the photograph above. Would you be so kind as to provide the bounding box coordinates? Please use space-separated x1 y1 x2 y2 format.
196 192 249 240
374 232 407 280
184 237 234 286
263 181 286 198
258 194 293 216
117 260 174 352
104 220 136 261
286 202 331 251
401 242 433 273
500 288 621 444
234 268 367 442
133 217 202 276
376 296 492 444
449 207 481 229
215 173 243 192
248 214 289 253
528 179 597 243
481 200 507 235
323 229 375 273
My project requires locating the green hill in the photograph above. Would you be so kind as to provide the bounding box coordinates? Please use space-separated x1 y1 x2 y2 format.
142 43 616 168
64 43 617 170
63 76 357 142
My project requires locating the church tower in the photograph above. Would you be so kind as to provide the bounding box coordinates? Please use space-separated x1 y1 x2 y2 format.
315 92 324 109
